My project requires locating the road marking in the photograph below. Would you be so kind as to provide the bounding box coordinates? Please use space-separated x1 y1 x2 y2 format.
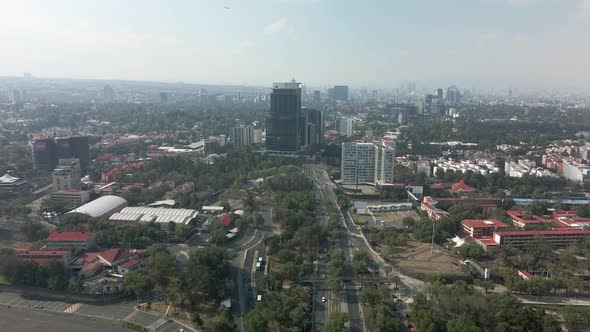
147 317 168 331
6 296 21 305
64 303 82 313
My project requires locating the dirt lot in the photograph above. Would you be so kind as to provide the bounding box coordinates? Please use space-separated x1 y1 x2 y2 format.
371 210 420 228
390 241 469 280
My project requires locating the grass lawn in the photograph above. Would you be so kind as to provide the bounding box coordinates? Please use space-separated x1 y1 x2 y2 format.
0 275 9 284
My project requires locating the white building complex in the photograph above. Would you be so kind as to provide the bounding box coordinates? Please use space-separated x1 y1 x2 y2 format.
434 158 498 176
504 159 557 178
67 195 128 218
341 140 396 186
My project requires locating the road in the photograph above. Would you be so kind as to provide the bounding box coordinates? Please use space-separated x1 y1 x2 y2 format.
0 288 192 331
305 164 365 332
230 203 274 332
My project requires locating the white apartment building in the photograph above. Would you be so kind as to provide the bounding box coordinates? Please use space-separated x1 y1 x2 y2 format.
504 159 557 178
434 159 498 177
336 117 354 137
341 140 395 185
562 159 590 183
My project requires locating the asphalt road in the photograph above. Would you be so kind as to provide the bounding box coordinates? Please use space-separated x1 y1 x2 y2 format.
0 289 191 332
0 305 130 332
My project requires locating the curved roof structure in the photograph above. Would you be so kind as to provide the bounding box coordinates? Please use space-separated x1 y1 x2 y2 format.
68 195 127 218
0 174 20 183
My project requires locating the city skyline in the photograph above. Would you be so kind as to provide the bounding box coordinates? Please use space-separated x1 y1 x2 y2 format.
1 0 590 90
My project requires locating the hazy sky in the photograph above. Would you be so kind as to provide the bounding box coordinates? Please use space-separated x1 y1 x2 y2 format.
1 0 590 89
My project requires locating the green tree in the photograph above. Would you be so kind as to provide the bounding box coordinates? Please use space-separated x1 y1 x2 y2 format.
446 314 479 332
323 312 349 332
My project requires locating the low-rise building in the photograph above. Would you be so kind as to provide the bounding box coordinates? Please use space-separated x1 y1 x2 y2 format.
493 229 590 248
0 173 29 194
462 219 509 237
49 190 90 208
506 210 549 229
16 250 72 265
46 231 96 249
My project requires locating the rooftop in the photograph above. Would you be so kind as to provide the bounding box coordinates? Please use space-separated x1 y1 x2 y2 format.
67 195 127 218
47 231 94 242
495 228 590 236
462 219 508 229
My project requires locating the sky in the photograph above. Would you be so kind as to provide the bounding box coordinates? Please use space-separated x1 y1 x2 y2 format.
1 0 590 89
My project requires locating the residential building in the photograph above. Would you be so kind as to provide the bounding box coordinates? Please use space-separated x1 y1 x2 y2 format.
462 219 509 238
253 129 263 144
504 159 557 178
562 159 590 183
266 81 302 152
416 163 432 177
336 117 353 137
46 231 96 249
229 125 254 147
341 140 396 186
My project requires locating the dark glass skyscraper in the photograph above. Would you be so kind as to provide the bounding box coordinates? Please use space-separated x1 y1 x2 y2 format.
266 82 302 152
31 136 90 173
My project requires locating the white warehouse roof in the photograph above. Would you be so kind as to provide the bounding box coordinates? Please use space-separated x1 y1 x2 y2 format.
109 207 198 225
68 195 128 218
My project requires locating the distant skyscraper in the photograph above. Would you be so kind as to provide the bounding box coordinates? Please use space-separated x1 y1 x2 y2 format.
341 140 396 186
436 88 444 99
313 90 321 103
8 88 22 104
424 94 434 113
103 85 115 103
301 109 324 147
265 81 302 152
336 117 353 137
229 125 254 147
446 86 461 104
333 85 349 101
160 92 169 102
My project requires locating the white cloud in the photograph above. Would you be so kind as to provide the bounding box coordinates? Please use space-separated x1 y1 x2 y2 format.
264 18 288 34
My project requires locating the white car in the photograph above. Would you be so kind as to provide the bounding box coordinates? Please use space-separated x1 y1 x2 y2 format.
321 296 326 302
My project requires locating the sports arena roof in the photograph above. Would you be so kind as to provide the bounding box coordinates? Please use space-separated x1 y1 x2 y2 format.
67 195 128 218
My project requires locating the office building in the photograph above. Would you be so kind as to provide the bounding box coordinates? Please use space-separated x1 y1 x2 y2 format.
313 90 321 103
55 136 90 173
50 190 90 208
52 159 81 191
446 86 461 104
341 140 396 186
302 109 324 147
229 125 254 147
493 229 590 249
265 81 302 152
31 138 58 171
103 85 114 103
437 88 444 99
333 85 349 101
336 117 353 137
462 219 509 238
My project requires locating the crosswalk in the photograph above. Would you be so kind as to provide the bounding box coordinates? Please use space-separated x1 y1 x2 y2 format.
64 303 82 313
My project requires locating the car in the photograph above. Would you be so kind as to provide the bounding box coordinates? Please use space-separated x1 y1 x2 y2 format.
322 274 326 279
321 296 326 302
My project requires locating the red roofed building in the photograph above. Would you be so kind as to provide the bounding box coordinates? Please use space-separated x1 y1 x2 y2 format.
475 237 499 251
493 228 590 248
220 214 232 227
46 231 96 249
117 259 144 275
16 250 71 266
554 216 590 228
506 210 550 229
97 248 148 267
518 269 533 280
451 179 476 193
462 219 509 237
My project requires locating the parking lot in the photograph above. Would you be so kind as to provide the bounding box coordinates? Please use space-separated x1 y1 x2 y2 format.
0 290 192 331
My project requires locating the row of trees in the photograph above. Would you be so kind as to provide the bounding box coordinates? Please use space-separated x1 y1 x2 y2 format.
0 249 68 290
